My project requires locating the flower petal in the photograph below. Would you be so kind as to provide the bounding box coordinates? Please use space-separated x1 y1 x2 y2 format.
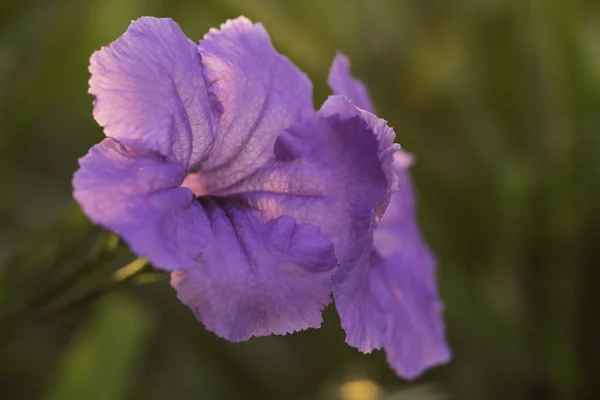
207 114 389 348
74 139 336 340
328 52 376 113
320 95 399 219
89 17 217 167
335 155 451 379
171 202 336 342
327 55 449 376
73 138 212 271
187 17 313 191
212 112 388 261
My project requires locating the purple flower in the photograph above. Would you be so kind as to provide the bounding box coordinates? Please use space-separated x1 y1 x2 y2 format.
74 17 387 342
327 53 451 378
73 16 449 379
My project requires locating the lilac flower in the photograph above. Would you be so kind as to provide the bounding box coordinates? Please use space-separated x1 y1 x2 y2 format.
327 53 451 378
73 16 449 379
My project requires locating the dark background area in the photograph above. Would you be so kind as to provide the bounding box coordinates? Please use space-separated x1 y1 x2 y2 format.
1 0 600 399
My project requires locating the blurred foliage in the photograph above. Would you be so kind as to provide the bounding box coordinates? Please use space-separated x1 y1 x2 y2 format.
1 0 599 399
45 293 154 400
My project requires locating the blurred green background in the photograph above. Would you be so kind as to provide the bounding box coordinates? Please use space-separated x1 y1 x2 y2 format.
1 0 600 399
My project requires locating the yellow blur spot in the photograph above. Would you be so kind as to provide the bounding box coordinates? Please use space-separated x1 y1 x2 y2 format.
339 379 382 400
113 258 148 282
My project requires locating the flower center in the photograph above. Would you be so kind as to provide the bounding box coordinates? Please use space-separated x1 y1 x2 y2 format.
181 172 209 197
